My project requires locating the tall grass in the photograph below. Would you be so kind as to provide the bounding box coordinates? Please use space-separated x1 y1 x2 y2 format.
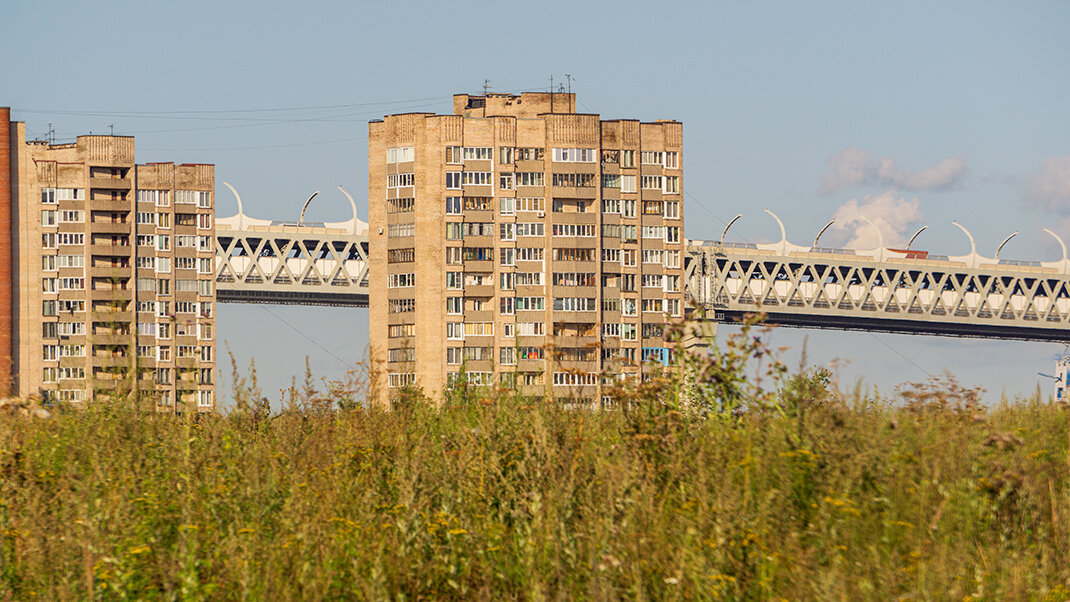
2 323 1070 599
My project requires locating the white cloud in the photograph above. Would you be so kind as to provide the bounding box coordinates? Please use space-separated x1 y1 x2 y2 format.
1025 155 1070 213
819 148 966 195
826 192 924 250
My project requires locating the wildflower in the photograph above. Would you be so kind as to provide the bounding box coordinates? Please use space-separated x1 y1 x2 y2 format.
237 527 255 535
448 528 468 535
129 546 150 555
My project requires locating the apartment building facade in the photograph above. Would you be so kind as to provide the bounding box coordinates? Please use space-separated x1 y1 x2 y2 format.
369 92 684 403
1 108 216 410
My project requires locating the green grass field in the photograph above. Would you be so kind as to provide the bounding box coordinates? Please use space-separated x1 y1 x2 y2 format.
2 326 1069 599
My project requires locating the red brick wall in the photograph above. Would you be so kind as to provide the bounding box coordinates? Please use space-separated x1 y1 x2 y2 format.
0 108 12 395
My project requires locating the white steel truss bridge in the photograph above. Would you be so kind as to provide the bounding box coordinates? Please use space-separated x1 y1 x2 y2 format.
684 219 1070 343
213 185 369 307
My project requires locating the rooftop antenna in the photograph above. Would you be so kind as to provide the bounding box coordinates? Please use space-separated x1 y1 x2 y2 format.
109 124 114 136
47 123 54 144
550 75 554 114
566 74 573 111
482 79 490 117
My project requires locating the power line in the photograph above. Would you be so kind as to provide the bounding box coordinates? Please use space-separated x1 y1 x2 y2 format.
13 95 448 116
867 332 934 378
259 305 351 369
139 134 367 153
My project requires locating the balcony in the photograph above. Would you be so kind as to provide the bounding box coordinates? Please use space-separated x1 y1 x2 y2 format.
464 284 494 298
89 175 132 190
90 244 132 257
89 222 131 235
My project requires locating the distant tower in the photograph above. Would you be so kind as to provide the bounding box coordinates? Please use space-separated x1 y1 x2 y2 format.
1055 349 1070 402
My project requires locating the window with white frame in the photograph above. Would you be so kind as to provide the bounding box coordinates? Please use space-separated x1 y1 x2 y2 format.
446 172 462 189
386 146 415 163
641 175 662 190
515 172 544 187
387 273 415 288
551 148 597 162
387 173 415 188
462 172 492 186
499 173 514 190
516 197 544 212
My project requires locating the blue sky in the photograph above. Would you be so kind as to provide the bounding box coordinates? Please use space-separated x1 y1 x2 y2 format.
5 1 1070 403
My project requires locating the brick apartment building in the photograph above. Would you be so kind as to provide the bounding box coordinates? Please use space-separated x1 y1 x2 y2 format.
1 108 216 411
369 92 684 403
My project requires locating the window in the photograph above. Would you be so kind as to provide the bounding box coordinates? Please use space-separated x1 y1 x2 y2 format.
500 223 515 241
641 175 663 190
515 297 545 311
665 275 680 292
446 172 462 189
551 148 597 162
157 213 171 229
499 272 515 290
516 197 544 212
664 151 679 169
156 235 171 251
602 199 620 214
517 322 544 336
603 298 621 312
42 233 56 249
58 233 84 246
621 199 636 218
551 173 595 188
642 298 664 313
137 189 168 206
389 348 415 363
553 297 597 311
643 201 663 216
622 323 638 341
499 247 515 267
176 235 198 248
499 197 515 215
499 147 513 164
551 224 595 237
552 272 596 287
622 249 637 267
198 391 214 408
515 172 544 187
42 255 56 271
667 298 682 317
621 150 635 168
515 272 543 286
642 323 665 339
602 248 620 263
642 225 665 240
388 324 415 338
620 175 637 193
552 248 594 262
601 174 620 189
58 277 84 290
175 257 195 270
499 173 514 190
665 250 680 269
666 226 681 243
441 246 459 265
461 247 493 261
157 279 171 295
516 248 544 262
42 278 56 293
464 323 493 337
446 297 463 314
388 248 415 263
386 146 415 163
516 147 544 161
446 322 463 340
664 176 679 194
199 258 213 274
462 172 492 186
388 198 415 213
463 197 491 211
641 151 663 165
446 146 462 164
446 196 462 214
388 373 416 388
58 300 84 313
391 299 416 313
58 210 84 223
56 188 84 201
388 223 414 238
42 210 57 226
461 222 494 237
387 273 415 288
552 372 598 386
446 272 463 289
500 297 515 314
41 188 57 204
176 190 210 206
500 347 516 365
516 222 545 237
664 201 680 219
386 173 415 188
463 147 492 161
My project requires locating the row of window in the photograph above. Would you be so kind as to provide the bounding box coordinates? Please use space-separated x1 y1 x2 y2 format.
437 171 681 194
436 147 679 169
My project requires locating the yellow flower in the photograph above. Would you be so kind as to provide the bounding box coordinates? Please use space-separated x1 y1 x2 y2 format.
129 545 151 555
237 527 255 535
448 528 468 535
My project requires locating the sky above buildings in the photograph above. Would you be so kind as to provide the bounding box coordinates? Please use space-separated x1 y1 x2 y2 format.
5 0 1070 404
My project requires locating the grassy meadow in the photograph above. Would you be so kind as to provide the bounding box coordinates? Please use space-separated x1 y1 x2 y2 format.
2 323 1070 599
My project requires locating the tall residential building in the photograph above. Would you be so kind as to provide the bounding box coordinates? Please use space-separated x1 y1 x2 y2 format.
369 92 684 403
2 108 216 410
